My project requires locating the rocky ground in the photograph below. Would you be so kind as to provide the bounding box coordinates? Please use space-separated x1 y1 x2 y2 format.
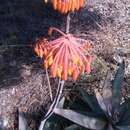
0 0 130 129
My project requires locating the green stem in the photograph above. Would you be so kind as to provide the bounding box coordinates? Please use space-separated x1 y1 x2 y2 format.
66 13 71 34
39 80 65 130
46 69 53 101
50 27 67 36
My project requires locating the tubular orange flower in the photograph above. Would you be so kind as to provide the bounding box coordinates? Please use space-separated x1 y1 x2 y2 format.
43 0 86 14
68 62 73 76
34 38 49 58
34 27 92 81
85 55 93 74
72 67 79 81
48 56 53 66
56 66 63 78
52 0 58 10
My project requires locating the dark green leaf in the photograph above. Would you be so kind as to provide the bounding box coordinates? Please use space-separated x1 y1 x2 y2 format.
94 89 107 113
116 126 130 130
75 111 105 119
118 98 130 125
57 97 65 108
44 115 61 130
54 108 106 130
78 88 103 114
44 114 69 130
112 61 125 114
68 98 106 119
65 124 90 130
69 97 93 112
65 125 79 130
44 121 57 130
102 71 112 116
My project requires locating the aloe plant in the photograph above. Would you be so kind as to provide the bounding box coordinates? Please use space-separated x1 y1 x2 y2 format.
35 27 93 130
43 61 130 130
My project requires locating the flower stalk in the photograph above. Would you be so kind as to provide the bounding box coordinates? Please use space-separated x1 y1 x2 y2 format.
66 13 71 34
39 80 64 130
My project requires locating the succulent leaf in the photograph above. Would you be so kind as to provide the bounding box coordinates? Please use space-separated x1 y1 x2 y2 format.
64 125 79 130
118 98 130 125
94 89 107 113
54 108 106 130
78 88 104 115
112 60 125 116
102 71 112 116
65 124 89 130
116 126 130 130
57 97 65 108
44 114 65 130
42 86 130 130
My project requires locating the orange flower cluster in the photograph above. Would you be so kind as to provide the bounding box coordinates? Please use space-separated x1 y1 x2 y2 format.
34 27 92 81
44 0 86 14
